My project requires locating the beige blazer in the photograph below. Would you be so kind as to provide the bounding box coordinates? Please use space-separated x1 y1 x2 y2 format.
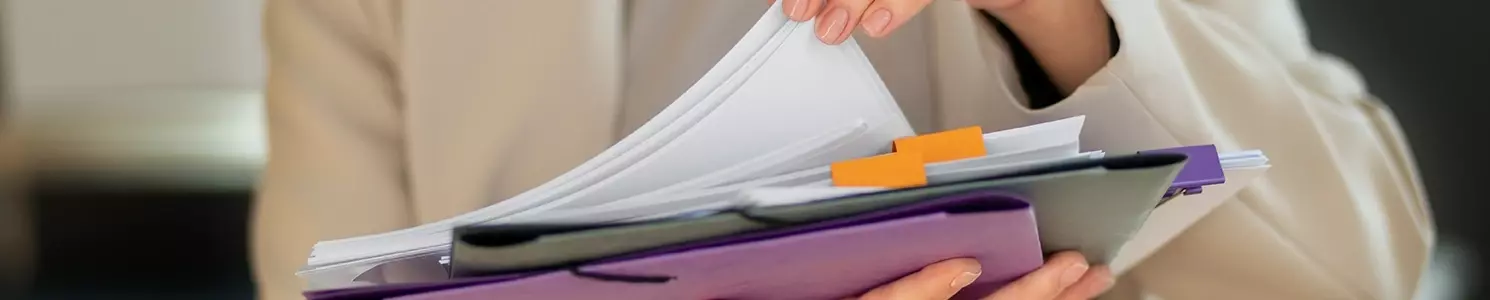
256 0 1434 299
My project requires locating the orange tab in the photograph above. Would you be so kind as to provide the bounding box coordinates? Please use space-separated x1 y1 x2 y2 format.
892 126 987 163
830 152 927 188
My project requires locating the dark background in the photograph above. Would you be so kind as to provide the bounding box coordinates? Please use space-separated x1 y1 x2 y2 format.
9 1 1490 299
1298 2 1490 298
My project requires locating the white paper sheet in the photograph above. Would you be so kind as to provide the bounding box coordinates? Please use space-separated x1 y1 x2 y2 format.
741 187 890 207
509 120 874 221
515 18 913 212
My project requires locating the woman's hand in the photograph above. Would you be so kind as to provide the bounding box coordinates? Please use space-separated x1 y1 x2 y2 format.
769 0 933 44
770 0 1111 95
850 251 1114 300
769 0 1048 45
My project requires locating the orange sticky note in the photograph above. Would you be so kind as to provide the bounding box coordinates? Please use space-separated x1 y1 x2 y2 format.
830 152 927 188
892 126 986 163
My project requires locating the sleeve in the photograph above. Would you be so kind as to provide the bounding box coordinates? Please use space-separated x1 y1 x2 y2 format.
253 1 413 299
980 11 1121 110
993 0 1434 299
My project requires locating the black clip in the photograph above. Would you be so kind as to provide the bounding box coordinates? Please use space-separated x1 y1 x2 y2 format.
568 266 674 284
1156 187 1189 207
562 208 800 284
722 207 798 226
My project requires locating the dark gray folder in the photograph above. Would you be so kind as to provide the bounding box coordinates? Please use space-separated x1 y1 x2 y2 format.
450 153 1187 276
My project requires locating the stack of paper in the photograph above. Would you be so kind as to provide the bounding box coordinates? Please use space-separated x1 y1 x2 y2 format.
297 2 1271 298
300 2 914 288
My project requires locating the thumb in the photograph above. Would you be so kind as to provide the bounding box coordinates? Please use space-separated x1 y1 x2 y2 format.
857 258 984 300
984 251 1090 300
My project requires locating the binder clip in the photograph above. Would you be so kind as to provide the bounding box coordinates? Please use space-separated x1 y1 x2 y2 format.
1140 144 1226 205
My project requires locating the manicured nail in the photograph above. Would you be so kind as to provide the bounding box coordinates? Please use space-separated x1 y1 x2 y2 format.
1060 262 1089 287
816 7 849 44
1098 275 1116 292
861 8 892 36
784 0 809 21
950 271 982 289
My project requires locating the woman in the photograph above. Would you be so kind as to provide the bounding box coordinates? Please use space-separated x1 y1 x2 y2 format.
254 0 1433 299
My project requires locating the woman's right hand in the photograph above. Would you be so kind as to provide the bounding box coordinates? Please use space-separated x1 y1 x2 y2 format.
852 251 1114 300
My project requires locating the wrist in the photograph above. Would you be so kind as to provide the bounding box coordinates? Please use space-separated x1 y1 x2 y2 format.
976 0 1113 95
979 0 1108 33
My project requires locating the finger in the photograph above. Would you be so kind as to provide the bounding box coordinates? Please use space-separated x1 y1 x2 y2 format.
983 251 1090 300
858 0 932 37
815 0 872 45
858 258 983 300
781 0 826 22
1055 266 1114 300
970 0 1026 11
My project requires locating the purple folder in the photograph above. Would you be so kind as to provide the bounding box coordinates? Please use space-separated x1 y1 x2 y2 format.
309 192 1042 300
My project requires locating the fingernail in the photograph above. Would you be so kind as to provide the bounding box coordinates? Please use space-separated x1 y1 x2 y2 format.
784 0 809 21
861 9 892 36
816 7 849 44
950 271 982 289
1060 262 1089 287
1099 276 1116 292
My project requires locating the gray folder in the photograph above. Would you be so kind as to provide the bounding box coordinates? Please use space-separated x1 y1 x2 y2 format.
450 153 1186 276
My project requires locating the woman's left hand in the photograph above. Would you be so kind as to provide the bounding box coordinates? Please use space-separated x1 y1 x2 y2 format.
768 0 1032 45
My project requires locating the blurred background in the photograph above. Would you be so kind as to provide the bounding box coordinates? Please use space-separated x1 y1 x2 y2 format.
0 0 1485 299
